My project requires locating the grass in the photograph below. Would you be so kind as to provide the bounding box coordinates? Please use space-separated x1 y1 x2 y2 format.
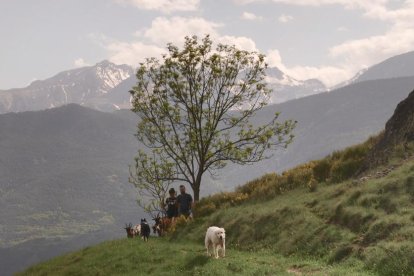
19 238 372 276
19 138 414 275
173 160 414 276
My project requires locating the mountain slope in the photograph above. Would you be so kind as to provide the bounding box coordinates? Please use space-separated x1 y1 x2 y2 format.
265 67 326 103
353 50 414 83
0 61 133 114
212 76 414 192
0 104 144 275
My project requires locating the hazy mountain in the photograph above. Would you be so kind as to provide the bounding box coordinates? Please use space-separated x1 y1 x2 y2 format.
108 66 327 107
352 51 414 84
0 104 144 274
331 68 368 90
331 50 414 90
0 61 133 114
265 67 326 103
212 76 414 190
0 63 326 115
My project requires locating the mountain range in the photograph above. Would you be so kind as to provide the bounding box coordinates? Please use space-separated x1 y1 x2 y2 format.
0 62 326 114
0 61 134 114
2 50 414 275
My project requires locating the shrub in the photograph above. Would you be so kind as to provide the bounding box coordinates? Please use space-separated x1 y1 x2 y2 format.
307 177 318 192
313 159 331 182
195 192 249 218
175 215 191 228
330 158 364 183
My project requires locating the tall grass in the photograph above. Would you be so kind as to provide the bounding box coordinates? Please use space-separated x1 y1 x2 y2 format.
195 134 381 217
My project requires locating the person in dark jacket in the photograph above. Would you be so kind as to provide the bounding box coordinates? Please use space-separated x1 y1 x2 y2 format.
165 188 178 220
177 185 193 218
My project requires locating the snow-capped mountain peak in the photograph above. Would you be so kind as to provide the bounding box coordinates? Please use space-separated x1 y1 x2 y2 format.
94 60 133 91
0 61 134 113
265 67 326 104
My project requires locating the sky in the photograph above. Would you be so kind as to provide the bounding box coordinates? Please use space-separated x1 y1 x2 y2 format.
1 0 414 89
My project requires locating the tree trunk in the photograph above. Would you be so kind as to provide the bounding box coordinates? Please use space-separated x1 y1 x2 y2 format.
193 184 200 202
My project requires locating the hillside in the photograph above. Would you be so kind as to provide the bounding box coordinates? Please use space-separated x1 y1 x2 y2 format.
0 104 145 275
19 92 414 275
334 50 414 89
19 142 414 275
354 50 414 83
216 76 414 192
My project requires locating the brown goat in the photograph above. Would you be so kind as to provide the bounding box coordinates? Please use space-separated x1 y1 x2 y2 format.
152 215 173 237
124 223 141 238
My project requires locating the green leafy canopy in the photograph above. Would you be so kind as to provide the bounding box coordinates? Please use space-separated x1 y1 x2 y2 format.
129 35 296 204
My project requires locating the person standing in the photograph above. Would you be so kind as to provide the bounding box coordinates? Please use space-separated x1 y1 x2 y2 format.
177 185 193 218
165 188 178 220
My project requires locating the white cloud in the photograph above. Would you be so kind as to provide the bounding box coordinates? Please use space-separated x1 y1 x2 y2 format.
141 16 221 46
234 0 387 11
235 0 414 24
106 41 166 67
99 0 414 87
286 65 353 87
97 16 259 67
266 49 287 70
266 49 353 87
278 14 293 23
241 11 263 21
74 58 91 68
236 0 414 87
114 0 199 13
329 28 414 68
336 26 349 32
218 36 258 52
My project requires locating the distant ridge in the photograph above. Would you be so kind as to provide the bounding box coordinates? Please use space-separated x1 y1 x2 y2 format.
0 61 133 114
353 50 414 84
0 61 326 114
0 104 143 275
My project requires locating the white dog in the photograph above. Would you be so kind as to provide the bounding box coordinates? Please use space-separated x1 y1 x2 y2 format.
205 226 226 258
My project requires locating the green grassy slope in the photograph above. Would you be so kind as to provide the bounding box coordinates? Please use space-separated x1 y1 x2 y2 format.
18 127 414 276
174 159 414 275
19 238 372 276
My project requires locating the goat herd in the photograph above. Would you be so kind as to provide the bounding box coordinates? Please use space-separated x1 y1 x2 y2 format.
124 217 226 259
124 216 170 241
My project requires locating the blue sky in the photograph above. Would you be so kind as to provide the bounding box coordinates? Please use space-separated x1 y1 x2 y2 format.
1 0 413 89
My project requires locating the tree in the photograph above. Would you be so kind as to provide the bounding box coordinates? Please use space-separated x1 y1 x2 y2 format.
129 151 173 218
129 35 296 202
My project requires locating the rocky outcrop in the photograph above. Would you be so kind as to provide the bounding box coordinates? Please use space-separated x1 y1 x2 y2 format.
364 89 414 168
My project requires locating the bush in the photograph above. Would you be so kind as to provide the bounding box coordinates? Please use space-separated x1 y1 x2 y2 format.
313 159 331 182
194 202 216 217
195 192 249 218
330 158 364 183
307 177 318 192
